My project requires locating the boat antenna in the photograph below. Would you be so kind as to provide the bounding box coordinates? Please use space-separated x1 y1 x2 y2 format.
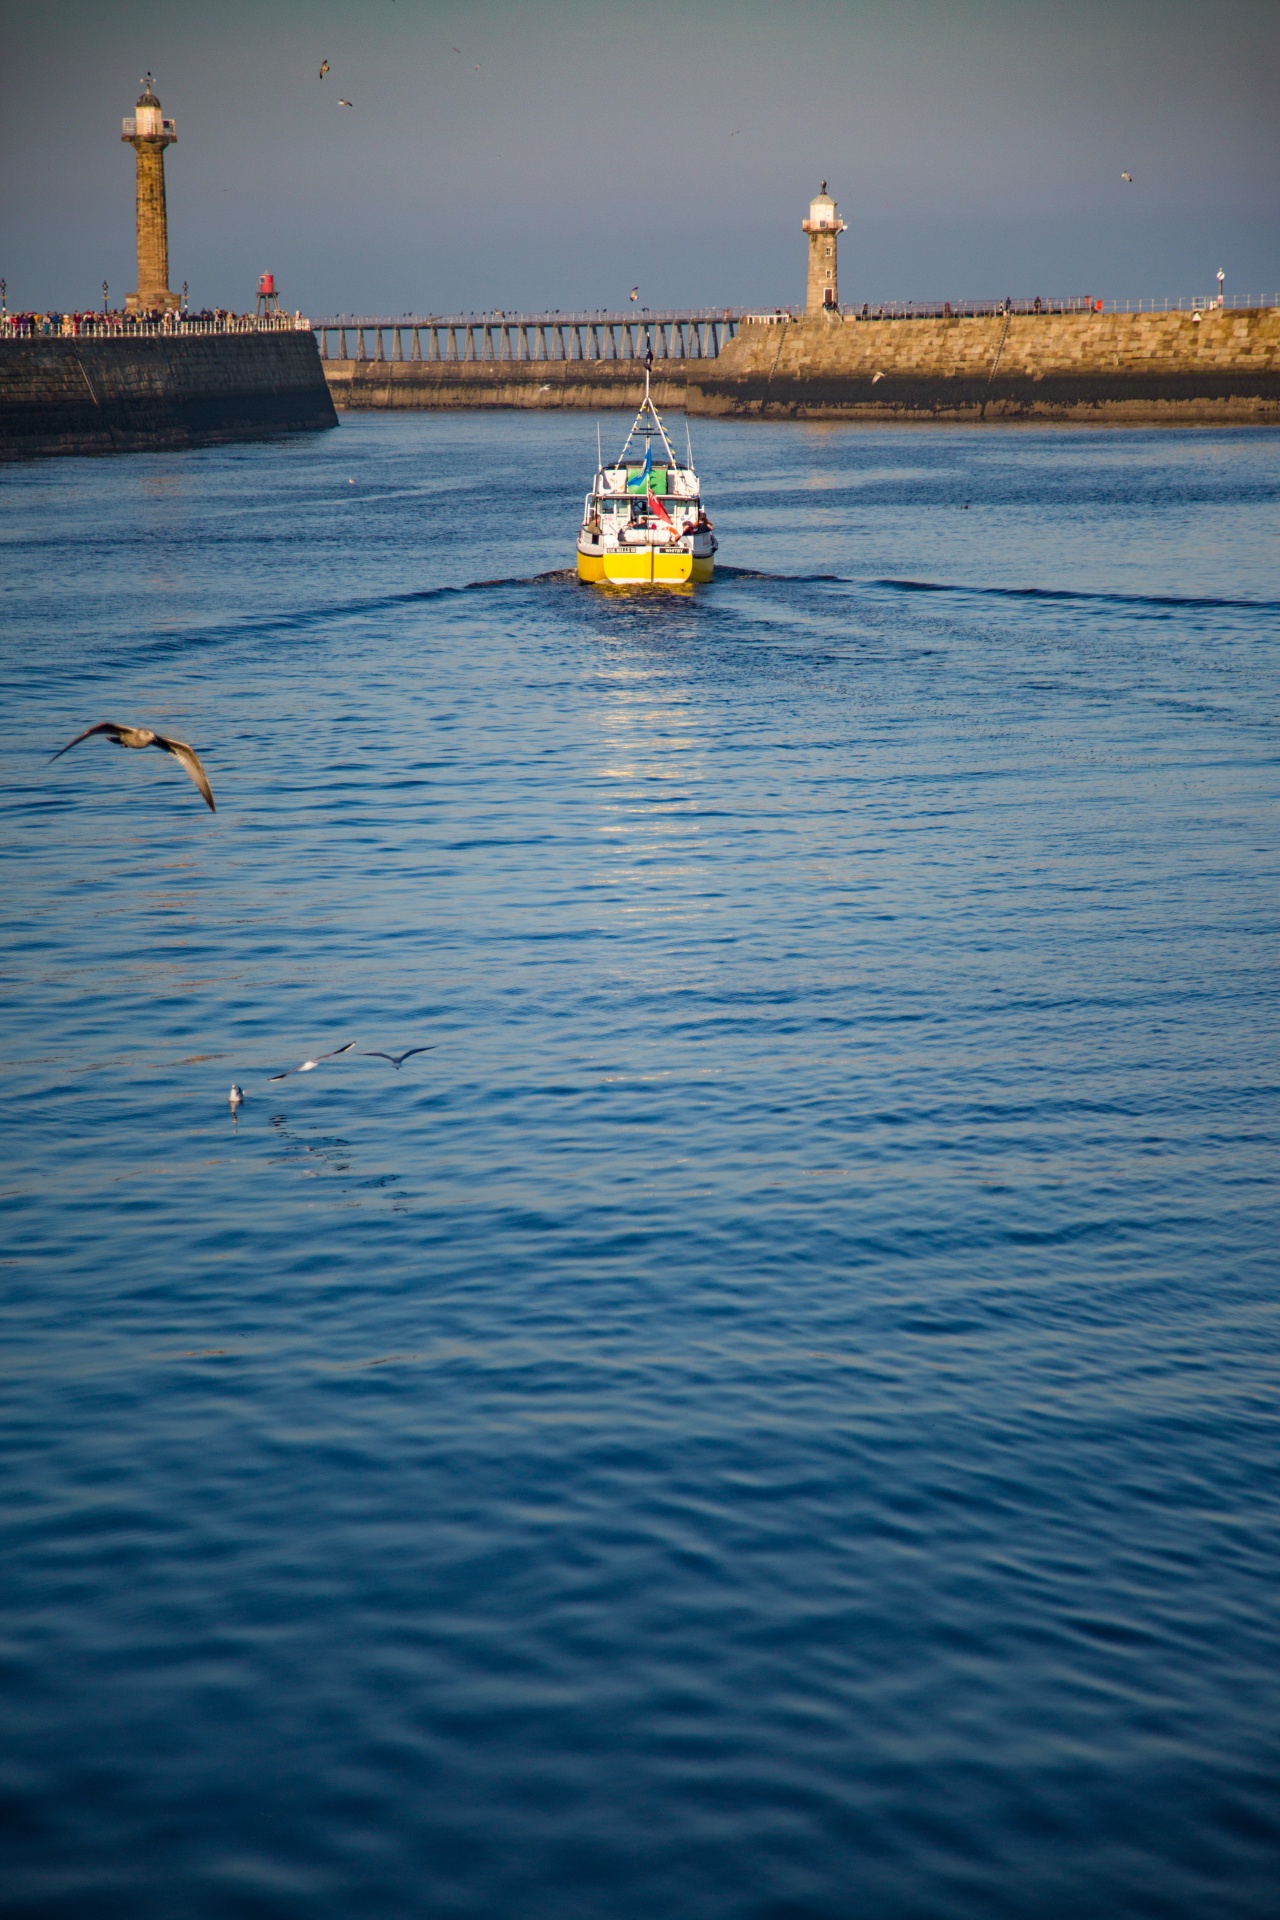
597 420 602 470
685 418 692 469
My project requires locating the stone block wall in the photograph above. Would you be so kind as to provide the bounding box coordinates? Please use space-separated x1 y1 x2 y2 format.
0 333 338 459
324 358 698 412
690 308 1280 421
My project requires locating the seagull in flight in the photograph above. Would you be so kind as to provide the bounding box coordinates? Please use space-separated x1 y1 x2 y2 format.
1121 171 1133 183
629 287 639 302
339 97 353 107
319 60 330 78
269 1042 356 1081
361 1047 436 1070
49 722 216 811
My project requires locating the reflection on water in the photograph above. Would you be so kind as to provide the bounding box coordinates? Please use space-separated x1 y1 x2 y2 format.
1 416 1279 1919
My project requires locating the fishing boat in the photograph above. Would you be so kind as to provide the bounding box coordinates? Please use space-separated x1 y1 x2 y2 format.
577 373 717 585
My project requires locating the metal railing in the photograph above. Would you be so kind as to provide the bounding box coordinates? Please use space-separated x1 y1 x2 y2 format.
0 312 311 339
743 294 1280 323
312 309 748 365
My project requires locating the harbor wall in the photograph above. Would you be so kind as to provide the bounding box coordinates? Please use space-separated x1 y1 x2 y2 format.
325 358 700 412
690 308 1280 422
0 333 338 460
321 309 1280 423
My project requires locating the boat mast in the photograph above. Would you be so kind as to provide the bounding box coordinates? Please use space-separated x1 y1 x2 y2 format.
613 367 679 469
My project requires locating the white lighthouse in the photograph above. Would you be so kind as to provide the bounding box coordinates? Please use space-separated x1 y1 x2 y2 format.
801 183 847 315
122 74 179 314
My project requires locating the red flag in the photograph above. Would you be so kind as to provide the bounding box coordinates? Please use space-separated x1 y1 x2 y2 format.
648 488 676 528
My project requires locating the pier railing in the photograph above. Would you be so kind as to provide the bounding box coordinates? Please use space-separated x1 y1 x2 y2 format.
746 295 1280 322
0 312 310 339
311 309 747 364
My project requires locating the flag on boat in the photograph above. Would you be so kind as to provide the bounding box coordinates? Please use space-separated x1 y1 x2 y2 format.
648 488 676 528
627 442 653 491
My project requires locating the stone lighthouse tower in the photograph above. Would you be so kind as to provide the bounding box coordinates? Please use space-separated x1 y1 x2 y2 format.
801 182 846 314
122 75 179 314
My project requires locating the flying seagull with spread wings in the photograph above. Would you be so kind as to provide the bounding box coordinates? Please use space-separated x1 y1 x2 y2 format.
268 1042 356 1082
49 722 216 811
319 60 330 78
361 1047 436 1070
1121 171 1133 183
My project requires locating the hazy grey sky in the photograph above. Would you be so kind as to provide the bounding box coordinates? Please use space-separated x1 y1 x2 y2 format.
3 0 1277 314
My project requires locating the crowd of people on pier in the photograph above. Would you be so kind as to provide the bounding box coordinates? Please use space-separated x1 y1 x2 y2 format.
0 308 308 338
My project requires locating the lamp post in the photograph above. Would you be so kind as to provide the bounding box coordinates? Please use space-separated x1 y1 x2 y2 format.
102 281 109 313
182 280 188 315
1 279 7 316
1217 269 1225 309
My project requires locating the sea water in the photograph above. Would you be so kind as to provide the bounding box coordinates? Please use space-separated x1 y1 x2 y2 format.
1 416 1278 1918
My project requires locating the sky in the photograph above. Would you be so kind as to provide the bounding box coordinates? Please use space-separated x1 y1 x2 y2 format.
3 0 1278 316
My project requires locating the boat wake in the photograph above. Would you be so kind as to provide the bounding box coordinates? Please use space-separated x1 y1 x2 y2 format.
873 577 1280 615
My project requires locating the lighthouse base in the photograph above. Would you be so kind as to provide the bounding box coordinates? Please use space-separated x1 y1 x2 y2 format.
126 290 181 315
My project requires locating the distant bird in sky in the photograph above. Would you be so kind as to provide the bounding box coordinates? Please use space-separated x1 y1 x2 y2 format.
1121 171 1133 183
539 383 551 391
361 1047 436 1070
871 371 885 383
629 288 639 302
319 60 329 78
452 46 461 53
229 1084 244 1109
474 64 481 70
49 722 216 812
339 97 353 107
268 1042 356 1082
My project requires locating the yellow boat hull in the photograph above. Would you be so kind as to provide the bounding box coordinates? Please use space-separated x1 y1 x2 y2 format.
577 548 714 585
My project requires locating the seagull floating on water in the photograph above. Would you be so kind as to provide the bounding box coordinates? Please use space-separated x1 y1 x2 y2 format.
49 722 216 812
268 1042 356 1082
361 1047 436 1070
229 1084 244 1109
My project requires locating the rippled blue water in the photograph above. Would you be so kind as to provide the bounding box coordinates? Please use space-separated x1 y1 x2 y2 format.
2 415 1279 1918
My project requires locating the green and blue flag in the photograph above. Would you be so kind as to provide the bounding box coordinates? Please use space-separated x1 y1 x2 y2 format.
627 442 653 492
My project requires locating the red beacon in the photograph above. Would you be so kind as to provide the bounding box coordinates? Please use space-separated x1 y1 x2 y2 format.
255 272 280 315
